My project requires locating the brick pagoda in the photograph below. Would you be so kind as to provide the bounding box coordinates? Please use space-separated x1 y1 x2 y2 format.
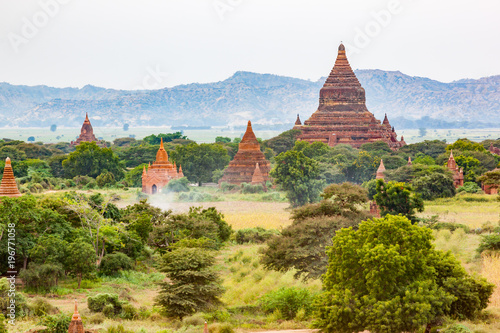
0 157 22 197
68 301 84 333
294 43 405 150
219 121 271 185
71 113 103 146
142 138 182 194
447 151 464 188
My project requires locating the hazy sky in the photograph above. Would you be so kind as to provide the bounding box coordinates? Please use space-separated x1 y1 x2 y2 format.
0 0 498 89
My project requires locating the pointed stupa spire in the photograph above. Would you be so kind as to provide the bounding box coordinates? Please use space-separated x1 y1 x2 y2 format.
204 322 209 333
142 165 147 175
0 157 22 197
179 165 184 178
323 43 361 88
295 114 302 126
383 113 390 125
407 156 412 165
85 112 89 122
251 163 265 185
155 137 169 163
376 159 386 180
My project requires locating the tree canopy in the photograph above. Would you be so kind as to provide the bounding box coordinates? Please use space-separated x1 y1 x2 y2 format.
314 215 494 333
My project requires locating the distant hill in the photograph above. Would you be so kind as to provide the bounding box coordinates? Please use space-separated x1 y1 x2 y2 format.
0 70 499 129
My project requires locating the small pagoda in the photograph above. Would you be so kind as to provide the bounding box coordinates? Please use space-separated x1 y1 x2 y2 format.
447 151 464 188
142 138 182 194
219 121 271 185
0 157 22 198
71 113 103 146
68 300 84 333
294 43 405 150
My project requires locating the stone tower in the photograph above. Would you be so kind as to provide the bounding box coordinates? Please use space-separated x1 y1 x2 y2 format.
447 151 464 188
71 113 101 146
219 121 271 185
142 138 182 194
376 159 386 180
0 157 22 197
294 43 405 150
68 301 84 333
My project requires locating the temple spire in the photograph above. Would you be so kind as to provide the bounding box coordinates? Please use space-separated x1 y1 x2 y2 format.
68 299 84 333
376 159 386 180
295 114 302 126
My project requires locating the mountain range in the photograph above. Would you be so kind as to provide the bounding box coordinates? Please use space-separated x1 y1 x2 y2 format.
0 70 499 129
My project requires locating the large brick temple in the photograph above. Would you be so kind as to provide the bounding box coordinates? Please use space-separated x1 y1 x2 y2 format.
294 43 405 150
219 121 271 186
142 138 183 194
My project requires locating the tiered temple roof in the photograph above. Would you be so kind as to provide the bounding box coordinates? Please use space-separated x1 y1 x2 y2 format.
219 121 271 185
142 138 182 194
294 43 405 150
0 157 22 197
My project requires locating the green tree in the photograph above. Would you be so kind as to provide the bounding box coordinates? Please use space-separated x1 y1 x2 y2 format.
170 143 230 186
65 240 96 288
62 142 124 179
29 235 68 265
264 129 302 154
124 163 148 187
399 140 447 159
478 170 500 190
215 136 231 143
374 179 424 223
155 247 223 319
413 173 456 200
314 215 494 333
96 171 116 187
261 183 370 279
271 150 324 207
143 132 187 145
447 139 487 152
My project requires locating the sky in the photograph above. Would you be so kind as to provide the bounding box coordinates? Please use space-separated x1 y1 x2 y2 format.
0 0 498 89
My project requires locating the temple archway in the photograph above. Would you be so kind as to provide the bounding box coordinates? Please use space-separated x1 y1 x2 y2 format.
152 184 157 194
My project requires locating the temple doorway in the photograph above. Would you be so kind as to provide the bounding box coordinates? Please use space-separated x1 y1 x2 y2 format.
152 184 157 194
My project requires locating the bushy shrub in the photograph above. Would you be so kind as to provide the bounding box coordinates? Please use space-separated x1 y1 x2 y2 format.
0 279 30 318
261 192 283 202
106 324 134 333
178 191 220 202
72 175 94 188
0 314 7 333
40 313 71 333
99 253 134 276
442 323 472 333
235 227 280 244
87 293 123 315
88 313 106 324
219 182 239 193
477 233 500 253
120 303 138 320
183 314 205 326
19 263 64 292
362 179 377 200
166 177 190 192
208 323 234 333
96 171 116 187
30 298 57 317
259 287 314 320
240 183 264 194
458 182 482 194
429 222 470 234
